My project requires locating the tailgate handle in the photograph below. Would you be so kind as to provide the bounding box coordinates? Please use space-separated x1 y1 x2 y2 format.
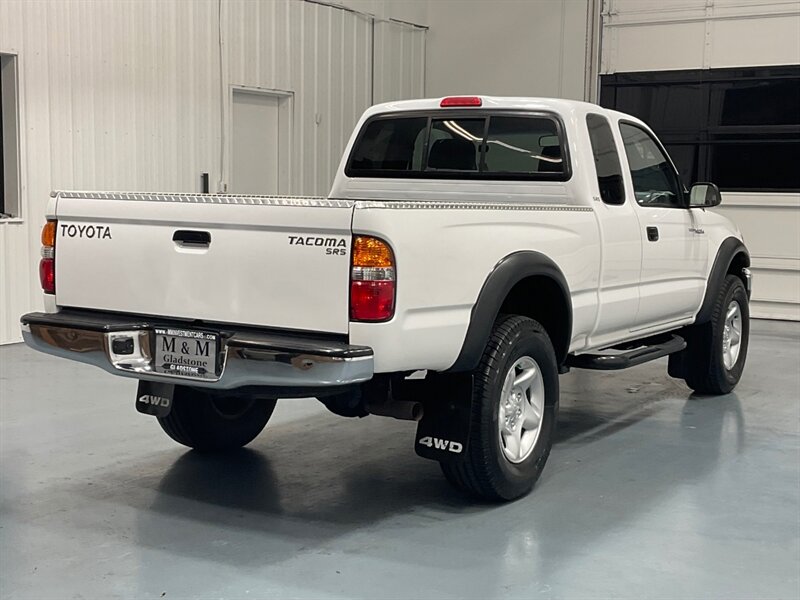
173 230 211 247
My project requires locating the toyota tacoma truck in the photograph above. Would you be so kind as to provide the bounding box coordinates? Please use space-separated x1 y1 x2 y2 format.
21 96 751 501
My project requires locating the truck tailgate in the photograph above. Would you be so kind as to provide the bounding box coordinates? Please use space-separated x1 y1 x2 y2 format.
53 192 354 334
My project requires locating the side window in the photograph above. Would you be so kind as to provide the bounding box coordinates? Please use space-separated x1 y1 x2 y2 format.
586 114 625 205
484 116 563 176
619 123 684 208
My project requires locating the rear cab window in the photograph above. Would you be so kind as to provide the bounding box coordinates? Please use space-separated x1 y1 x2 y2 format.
346 112 570 181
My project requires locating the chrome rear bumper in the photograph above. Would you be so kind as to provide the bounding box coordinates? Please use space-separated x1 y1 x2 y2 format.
20 310 373 390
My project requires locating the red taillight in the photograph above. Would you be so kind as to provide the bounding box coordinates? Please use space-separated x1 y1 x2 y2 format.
350 235 395 322
39 220 57 294
440 96 482 107
39 258 55 294
350 280 395 322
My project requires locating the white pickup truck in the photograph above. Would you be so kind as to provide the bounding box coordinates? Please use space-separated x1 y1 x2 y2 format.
22 96 751 501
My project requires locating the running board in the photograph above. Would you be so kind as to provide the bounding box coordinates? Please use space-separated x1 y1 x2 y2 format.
566 334 686 371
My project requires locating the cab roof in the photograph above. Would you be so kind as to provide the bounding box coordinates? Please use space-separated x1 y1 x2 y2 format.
361 96 644 128
366 96 598 115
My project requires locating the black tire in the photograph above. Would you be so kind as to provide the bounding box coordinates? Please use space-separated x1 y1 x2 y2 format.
158 386 277 451
440 315 559 501
678 275 749 395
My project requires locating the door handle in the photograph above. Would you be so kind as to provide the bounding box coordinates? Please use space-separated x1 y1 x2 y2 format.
646 226 659 242
173 230 211 247
689 227 705 234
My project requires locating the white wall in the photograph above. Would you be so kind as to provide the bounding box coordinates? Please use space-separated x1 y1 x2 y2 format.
602 0 800 321
602 0 800 73
374 20 427 103
0 0 426 344
340 0 429 26
425 0 592 100
714 193 800 320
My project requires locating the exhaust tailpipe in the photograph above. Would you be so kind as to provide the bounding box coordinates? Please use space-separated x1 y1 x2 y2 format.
366 399 423 421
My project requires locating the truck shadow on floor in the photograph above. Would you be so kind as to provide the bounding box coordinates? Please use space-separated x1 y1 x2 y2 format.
64 363 747 574
141 368 691 521
116 395 745 571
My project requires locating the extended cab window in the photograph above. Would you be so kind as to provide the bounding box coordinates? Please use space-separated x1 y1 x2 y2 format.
346 113 568 180
586 114 625 205
619 123 684 208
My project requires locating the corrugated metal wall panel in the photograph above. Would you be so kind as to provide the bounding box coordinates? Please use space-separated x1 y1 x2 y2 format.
42 0 221 194
225 0 372 194
1 0 34 344
0 0 426 344
0 225 30 345
373 21 426 104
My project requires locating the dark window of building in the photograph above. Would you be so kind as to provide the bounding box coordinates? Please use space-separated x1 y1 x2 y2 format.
708 134 800 190
586 114 625 205
600 65 800 192
1 54 21 219
0 64 4 215
714 78 800 126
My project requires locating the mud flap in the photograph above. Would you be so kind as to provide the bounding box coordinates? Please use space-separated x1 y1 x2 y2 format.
414 373 473 464
135 380 175 418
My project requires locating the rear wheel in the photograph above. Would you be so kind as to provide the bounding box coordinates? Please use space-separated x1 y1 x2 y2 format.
158 386 276 451
440 315 558 501
678 274 749 395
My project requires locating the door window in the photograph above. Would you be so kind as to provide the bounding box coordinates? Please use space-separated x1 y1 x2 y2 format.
619 123 684 208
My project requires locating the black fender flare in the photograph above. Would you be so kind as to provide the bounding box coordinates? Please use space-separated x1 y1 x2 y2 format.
447 251 572 372
695 237 750 324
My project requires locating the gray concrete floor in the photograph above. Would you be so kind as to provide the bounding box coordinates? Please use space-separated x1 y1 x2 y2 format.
1 320 798 600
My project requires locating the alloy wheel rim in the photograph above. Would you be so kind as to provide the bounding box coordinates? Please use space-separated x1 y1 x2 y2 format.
722 300 743 370
498 356 545 464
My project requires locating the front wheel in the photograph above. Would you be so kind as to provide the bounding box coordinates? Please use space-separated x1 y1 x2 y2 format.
158 386 277 451
677 274 750 395
440 315 558 501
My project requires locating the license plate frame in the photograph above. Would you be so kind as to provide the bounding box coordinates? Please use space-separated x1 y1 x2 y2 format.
153 327 220 380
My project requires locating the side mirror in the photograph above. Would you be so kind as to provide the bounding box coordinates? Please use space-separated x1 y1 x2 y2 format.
689 182 722 208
